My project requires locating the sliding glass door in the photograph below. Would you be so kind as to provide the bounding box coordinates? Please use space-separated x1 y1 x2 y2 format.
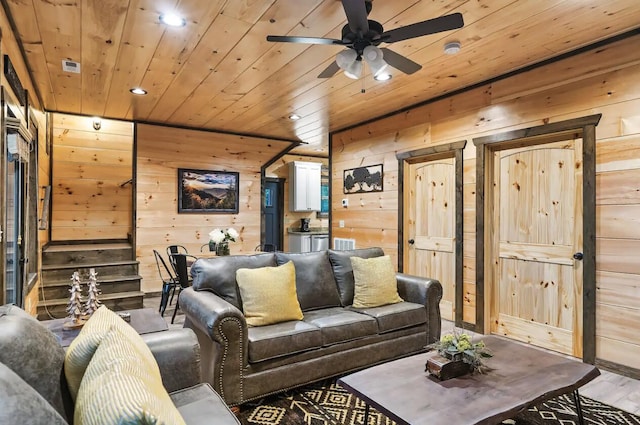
4 132 27 306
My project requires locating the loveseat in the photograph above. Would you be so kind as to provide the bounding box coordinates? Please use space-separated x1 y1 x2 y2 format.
180 247 442 406
0 304 239 425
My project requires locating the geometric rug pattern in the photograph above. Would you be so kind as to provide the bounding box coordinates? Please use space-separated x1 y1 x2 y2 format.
237 378 640 425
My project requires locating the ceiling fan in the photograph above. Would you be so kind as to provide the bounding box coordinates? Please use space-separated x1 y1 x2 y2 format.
266 0 464 80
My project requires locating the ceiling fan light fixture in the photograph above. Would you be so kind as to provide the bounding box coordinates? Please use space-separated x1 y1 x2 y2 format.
363 45 388 77
336 49 358 69
343 60 363 79
444 40 462 55
374 73 392 81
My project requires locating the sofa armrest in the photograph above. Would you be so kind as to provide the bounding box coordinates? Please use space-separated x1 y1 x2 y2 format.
179 287 248 405
142 328 201 393
396 273 443 344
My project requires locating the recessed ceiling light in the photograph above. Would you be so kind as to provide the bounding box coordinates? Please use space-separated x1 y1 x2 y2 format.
159 13 186 27
288 113 301 121
374 73 392 81
444 41 461 55
129 87 147 95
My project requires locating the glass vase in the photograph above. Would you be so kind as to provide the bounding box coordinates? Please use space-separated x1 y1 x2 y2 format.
216 242 230 256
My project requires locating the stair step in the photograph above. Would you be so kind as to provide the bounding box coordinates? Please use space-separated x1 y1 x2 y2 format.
37 291 144 320
43 243 132 265
42 261 139 281
40 275 142 300
41 259 138 271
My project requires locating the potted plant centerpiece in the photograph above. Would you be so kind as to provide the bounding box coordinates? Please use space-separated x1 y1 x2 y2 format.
208 227 239 256
426 330 492 380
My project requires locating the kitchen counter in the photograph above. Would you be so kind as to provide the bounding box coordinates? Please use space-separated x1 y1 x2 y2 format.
288 228 329 235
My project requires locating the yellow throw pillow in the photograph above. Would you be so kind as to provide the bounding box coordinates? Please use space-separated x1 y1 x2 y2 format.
236 261 304 326
64 305 158 401
351 255 403 308
74 327 185 425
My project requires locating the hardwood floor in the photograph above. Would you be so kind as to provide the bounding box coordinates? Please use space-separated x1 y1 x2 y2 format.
145 296 640 416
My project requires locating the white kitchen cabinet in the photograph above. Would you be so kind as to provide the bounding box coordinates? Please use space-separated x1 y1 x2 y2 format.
289 234 311 253
289 161 321 212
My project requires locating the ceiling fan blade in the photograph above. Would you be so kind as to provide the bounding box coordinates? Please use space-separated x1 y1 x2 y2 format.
318 61 341 78
382 12 464 43
341 0 370 34
266 35 344 45
380 48 422 74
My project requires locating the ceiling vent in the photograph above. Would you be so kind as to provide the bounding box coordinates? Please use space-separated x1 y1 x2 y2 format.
61 60 81 74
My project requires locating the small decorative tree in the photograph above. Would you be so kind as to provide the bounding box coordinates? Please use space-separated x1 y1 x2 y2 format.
84 268 102 317
65 271 85 329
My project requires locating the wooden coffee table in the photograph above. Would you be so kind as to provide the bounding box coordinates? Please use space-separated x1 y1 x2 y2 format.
43 308 168 347
338 336 600 425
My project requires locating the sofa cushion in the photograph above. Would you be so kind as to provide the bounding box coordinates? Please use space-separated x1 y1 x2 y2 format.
351 301 427 333
248 321 322 363
74 327 185 425
170 383 240 425
191 253 277 309
65 305 157 401
351 255 403 308
0 305 68 420
328 247 385 306
302 307 377 346
236 261 304 327
275 251 341 311
0 362 67 425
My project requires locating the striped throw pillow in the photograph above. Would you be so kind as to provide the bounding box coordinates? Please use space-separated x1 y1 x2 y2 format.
74 326 185 425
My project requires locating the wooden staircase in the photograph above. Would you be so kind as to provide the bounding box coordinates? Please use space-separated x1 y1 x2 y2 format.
37 242 144 320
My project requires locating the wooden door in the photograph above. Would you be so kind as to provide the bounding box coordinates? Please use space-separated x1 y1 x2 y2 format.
490 139 583 357
407 159 456 321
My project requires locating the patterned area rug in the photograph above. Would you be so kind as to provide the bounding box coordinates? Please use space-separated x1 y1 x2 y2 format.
237 379 640 425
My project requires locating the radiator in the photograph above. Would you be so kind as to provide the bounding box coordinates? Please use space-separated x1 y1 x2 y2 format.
333 238 356 250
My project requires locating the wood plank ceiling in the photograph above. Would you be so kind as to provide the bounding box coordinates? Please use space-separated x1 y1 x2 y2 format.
4 0 640 155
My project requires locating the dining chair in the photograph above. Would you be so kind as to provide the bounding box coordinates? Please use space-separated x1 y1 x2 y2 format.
153 249 178 317
169 253 197 324
254 243 277 252
166 245 189 304
166 244 188 271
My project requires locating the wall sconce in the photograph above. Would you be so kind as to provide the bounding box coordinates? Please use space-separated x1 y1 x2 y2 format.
92 117 102 131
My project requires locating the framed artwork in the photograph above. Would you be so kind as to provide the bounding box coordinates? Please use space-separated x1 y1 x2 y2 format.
178 168 239 213
343 164 383 194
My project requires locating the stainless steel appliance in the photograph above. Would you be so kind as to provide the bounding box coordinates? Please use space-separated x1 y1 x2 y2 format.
311 234 329 251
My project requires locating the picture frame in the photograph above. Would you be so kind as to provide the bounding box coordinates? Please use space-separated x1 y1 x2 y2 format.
178 168 239 213
343 164 383 194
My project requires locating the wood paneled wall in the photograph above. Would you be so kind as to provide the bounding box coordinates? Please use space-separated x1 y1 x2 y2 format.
51 114 133 241
0 4 46 315
136 124 291 293
266 154 328 251
332 34 640 371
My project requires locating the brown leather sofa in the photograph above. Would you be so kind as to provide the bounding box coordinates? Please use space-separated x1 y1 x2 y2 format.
0 304 240 424
180 248 442 406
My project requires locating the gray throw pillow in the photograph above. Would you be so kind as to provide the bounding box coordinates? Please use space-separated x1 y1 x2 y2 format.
190 253 277 309
327 247 385 306
275 251 342 311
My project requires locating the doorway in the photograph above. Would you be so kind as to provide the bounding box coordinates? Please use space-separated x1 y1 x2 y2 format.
398 141 466 326
263 178 284 251
473 115 600 362
4 127 30 306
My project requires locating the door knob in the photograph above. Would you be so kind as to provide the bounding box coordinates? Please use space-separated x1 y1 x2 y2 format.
408 239 415 245
573 252 583 261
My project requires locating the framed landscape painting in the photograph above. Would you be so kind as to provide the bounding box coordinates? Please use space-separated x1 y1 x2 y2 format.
178 168 239 213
